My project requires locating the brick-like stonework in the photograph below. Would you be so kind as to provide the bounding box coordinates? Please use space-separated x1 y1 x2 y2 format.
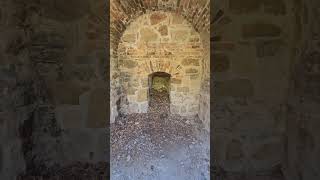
118 12 204 115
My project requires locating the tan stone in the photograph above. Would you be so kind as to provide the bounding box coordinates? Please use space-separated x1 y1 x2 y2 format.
185 68 198 74
172 14 184 24
182 58 200 66
137 89 148 102
177 87 189 93
122 33 136 43
158 25 168 36
150 12 167 25
140 28 158 42
171 30 189 42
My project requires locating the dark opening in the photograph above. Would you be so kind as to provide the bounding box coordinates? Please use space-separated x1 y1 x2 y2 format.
148 72 171 113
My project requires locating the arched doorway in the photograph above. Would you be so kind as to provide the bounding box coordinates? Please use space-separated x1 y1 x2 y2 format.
148 72 171 113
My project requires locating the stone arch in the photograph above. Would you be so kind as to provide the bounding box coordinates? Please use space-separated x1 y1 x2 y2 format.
116 11 204 115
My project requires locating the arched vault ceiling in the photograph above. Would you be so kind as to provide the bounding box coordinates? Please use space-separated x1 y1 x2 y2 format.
110 0 210 51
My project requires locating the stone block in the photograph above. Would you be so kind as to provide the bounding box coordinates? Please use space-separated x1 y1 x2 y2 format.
122 60 138 69
55 105 83 129
158 25 168 36
185 68 198 74
171 78 182 84
171 14 184 24
242 23 282 38
140 28 158 42
177 87 189 93
122 33 136 43
256 39 285 58
171 30 189 42
182 58 200 66
137 89 148 102
49 81 86 105
150 12 167 25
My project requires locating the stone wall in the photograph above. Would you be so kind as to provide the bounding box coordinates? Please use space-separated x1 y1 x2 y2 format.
211 0 296 177
285 0 320 179
1 0 109 178
110 0 210 125
117 11 204 115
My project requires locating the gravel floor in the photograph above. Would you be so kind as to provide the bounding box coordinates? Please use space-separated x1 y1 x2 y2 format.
111 89 210 180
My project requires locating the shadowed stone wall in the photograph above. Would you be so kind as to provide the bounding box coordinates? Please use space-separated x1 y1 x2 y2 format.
211 0 297 178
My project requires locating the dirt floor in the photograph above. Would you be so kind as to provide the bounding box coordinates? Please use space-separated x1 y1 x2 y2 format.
110 90 210 180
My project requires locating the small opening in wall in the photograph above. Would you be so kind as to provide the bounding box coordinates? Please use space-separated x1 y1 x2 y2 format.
148 72 171 113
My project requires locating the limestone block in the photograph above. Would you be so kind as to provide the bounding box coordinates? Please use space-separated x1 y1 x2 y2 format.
122 33 136 43
55 105 83 129
140 28 158 42
171 29 189 42
182 58 200 66
158 25 168 36
150 12 167 25
137 89 148 102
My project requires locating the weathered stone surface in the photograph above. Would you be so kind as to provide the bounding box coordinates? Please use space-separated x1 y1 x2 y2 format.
122 33 136 43
41 0 90 21
55 105 83 129
140 28 158 42
123 60 138 69
185 68 198 74
182 58 200 66
171 30 189 42
171 14 184 24
171 78 182 84
49 81 86 105
215 79 254 97
242 23 282 38
81 88 108 128
212 53 230 72
252 142 282 161
158 25 168 36
230 0 286 15
117 12 204 116
137 89 148 102
229 0 261 13
256 39 285 58
150 12 167 25
177 87 189 92
226 140 244 160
